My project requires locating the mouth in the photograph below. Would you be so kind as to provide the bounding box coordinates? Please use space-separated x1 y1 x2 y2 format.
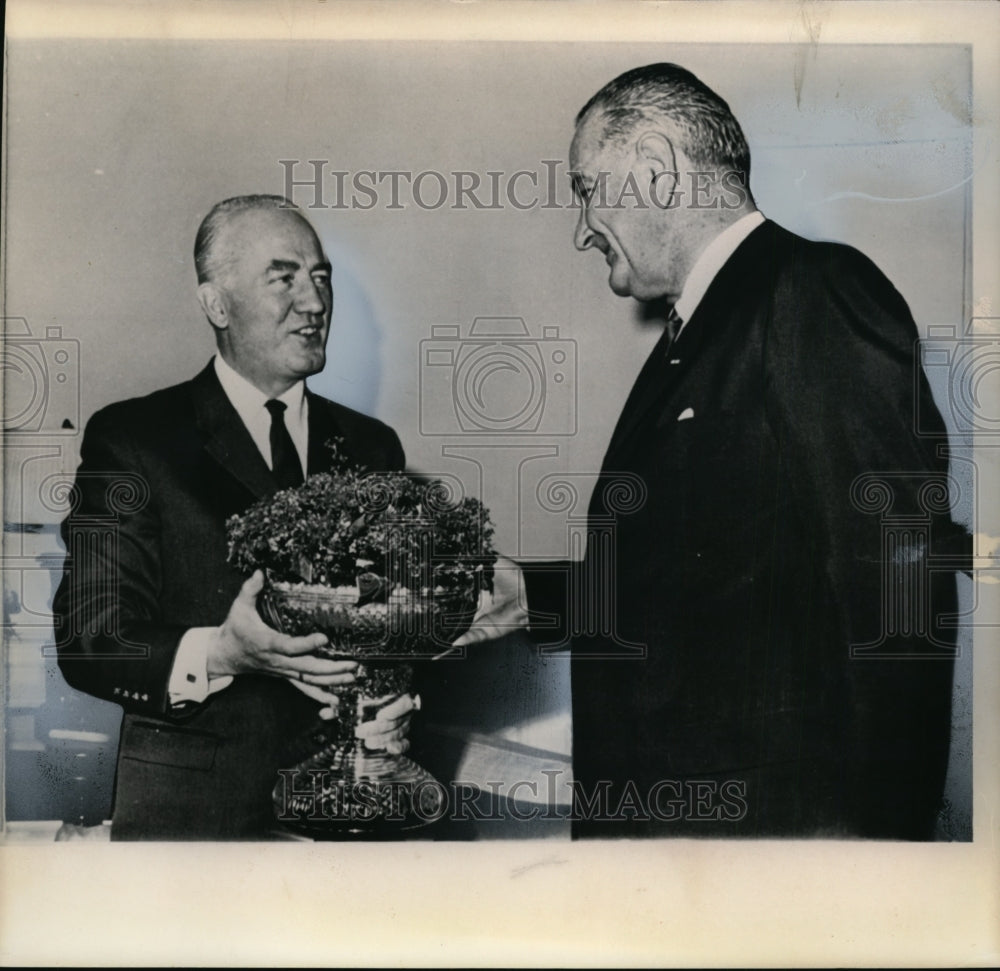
291 324 323 340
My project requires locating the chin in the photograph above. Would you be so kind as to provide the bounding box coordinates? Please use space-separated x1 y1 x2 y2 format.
294 353 327 378
624 279 668 302
608 272 633 298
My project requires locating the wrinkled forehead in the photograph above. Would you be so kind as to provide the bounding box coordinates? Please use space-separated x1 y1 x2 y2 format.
569 111 602 169
571 108 628 176
220 207 325 266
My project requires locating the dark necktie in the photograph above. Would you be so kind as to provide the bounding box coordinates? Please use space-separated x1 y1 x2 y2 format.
264 399 304 490
665 305 684 345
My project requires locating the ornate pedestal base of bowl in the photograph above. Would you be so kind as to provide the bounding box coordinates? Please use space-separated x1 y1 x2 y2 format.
260 581 474 836
273 732 446 837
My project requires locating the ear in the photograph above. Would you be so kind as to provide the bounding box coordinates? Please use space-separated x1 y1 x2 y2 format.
197 281 229 330
636 131 680 209
635 131 676 176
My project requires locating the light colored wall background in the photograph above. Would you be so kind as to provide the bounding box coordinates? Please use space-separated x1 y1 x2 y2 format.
2 40 974 830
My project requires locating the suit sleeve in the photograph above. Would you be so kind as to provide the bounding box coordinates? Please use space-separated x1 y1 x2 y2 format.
53 407 187 718
762 243 956 833
763 242 955 651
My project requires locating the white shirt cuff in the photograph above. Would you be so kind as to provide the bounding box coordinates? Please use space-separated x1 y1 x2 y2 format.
169 627 234 706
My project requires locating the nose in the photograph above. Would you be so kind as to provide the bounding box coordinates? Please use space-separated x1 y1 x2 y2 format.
294 275 329 317
574 205 596 251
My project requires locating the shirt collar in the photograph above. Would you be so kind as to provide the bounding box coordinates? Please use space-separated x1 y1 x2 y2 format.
673 211 766 325
213 354 306 426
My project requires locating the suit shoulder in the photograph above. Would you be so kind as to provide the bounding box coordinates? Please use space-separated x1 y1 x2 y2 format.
764 224 915 336
766 222 891 281
80 380 203 470
771 224 903 298
84 378 195 437
758 227 922 398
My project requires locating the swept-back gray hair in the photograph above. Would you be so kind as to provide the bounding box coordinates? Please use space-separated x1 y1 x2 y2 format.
577 63 751 181
194 194 298 284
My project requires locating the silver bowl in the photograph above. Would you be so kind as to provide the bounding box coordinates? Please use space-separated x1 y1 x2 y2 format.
259 580 478 836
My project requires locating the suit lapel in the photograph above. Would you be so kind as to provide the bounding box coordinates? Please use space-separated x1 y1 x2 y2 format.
602 324 679 465
192 366 348 492
600 220 775 470
305 390 344 475
191 363 277 501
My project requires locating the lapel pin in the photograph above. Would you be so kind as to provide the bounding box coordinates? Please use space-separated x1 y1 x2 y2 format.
677 407 695 421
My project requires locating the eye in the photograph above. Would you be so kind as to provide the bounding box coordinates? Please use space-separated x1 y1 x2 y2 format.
312 272 331 289
572 179 594 206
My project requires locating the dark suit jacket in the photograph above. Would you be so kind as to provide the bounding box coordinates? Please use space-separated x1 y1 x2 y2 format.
53 362 405 839
526 220 961 839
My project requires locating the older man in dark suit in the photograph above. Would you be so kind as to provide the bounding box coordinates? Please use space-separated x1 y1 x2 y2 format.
464 64 965 839
54 195 412 840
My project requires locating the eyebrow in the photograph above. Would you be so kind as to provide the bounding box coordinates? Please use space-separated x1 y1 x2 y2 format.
266 259 332 275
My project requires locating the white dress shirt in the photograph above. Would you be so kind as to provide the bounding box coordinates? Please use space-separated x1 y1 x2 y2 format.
167 355 309 707
673 210 766 335
212 353 309 477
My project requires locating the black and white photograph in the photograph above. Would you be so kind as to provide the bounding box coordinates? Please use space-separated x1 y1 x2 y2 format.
2 0 998 965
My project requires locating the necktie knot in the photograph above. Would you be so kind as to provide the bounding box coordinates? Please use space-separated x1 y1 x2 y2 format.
666 307 684 343
265 398 287 420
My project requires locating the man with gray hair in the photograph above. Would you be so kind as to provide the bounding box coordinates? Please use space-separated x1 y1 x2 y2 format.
54 195 413 839
467 64 965 838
